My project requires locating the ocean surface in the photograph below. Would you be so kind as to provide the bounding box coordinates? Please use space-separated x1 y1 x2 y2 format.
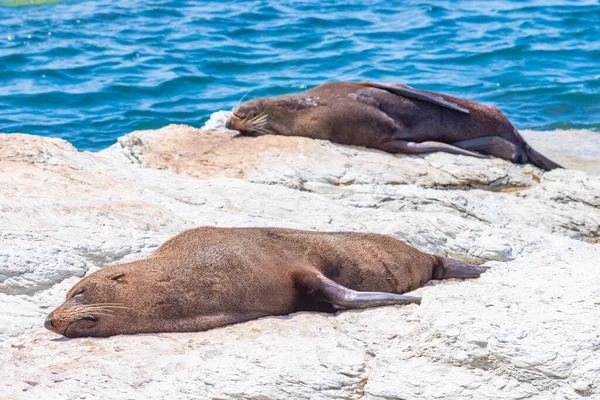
0 0 599 151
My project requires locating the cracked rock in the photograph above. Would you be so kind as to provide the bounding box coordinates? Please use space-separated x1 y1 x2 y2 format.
1 120 599 399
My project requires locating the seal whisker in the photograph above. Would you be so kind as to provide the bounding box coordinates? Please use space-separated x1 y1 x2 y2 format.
87 307 118 312
86 312 115 317
83 305 133 311
233 89 255 113
256 125 275 135
248 126 273 136
63 311 87 319
253 111 267 120
247 113 267 125
68 309 115 318
82 303 134 308
253 120 268 128
64 306 85 314
257 129 273 136
66 305 132 316
248 122 268 131
252 123 268 130
251 115 268 125
245 117 270 131
79 306 118 312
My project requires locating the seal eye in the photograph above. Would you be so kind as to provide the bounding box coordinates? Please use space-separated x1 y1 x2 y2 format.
71 287 87 299
110 273 126 281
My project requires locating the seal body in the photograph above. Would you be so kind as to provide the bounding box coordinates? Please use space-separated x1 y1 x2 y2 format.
226 82 562 170
45 227 486 338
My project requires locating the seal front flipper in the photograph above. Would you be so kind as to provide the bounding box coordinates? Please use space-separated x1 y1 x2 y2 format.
297 272 421 309
382 139 488 158
452 136 526 163
357 82 470 114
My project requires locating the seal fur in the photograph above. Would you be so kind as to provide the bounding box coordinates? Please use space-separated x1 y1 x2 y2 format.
45 227 486 337
226 82 562 170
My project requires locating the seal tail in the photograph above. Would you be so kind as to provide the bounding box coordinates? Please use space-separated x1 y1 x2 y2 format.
523 143 563 171
433 256 488 280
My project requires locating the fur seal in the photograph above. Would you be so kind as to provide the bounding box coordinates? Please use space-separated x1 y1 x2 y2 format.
45 227 487 338
226 82 562 170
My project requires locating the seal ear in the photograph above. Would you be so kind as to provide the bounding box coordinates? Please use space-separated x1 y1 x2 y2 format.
109 273 126 282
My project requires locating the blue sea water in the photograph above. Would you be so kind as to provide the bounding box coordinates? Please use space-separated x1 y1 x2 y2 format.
0 0 599 151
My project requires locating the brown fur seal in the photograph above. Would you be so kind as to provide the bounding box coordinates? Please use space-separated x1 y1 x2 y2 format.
226 82 562 170
45 227 487 338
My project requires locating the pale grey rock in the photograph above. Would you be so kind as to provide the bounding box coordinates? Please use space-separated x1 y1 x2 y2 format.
1 242 598 400
521 129 600 176
1 119 599 400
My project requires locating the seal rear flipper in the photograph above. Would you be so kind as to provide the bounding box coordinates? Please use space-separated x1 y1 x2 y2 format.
295 271 421 309
357 82 470 114
433 256 488 280
452 136 526 163
523 143 563 170
383 139 488 158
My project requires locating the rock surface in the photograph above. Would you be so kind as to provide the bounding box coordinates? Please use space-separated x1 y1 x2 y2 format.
520 128 600 176
1 118 599 399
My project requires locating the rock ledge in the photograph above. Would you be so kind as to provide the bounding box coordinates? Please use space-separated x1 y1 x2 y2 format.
1 121 599 399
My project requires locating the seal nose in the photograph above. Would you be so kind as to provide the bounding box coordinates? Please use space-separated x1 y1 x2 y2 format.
44 315 57 332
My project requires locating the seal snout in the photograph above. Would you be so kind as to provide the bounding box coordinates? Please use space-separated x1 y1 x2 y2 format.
226 114 243 132
44 315 56 331
44 313 67 336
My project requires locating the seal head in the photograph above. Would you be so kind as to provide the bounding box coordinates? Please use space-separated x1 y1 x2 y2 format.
44 257 225 338
44 265 150 337
227 95 322 138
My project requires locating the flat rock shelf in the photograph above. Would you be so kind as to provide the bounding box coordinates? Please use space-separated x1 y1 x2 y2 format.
1 116 599 399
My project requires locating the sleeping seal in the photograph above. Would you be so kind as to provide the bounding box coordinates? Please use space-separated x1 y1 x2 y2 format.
45 227 487 337
225 82 562 170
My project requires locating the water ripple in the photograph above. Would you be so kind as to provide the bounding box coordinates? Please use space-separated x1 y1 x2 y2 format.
0 0 599 150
